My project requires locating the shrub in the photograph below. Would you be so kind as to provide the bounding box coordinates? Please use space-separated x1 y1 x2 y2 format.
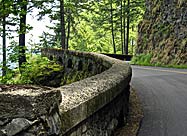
19 55 64 87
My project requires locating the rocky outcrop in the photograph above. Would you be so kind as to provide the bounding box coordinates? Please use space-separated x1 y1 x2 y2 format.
137 0 187 65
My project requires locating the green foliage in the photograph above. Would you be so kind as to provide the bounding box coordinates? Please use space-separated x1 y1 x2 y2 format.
7 40 20 63
1 0 146 85
1 54 95 86
131 54 187 69
131 53 152 65
19 55 64 87
38 0 145 54
1 55 65 87
0 66 18 84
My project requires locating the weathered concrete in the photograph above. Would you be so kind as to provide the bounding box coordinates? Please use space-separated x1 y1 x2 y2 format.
0 85 61 119
0 85 62 136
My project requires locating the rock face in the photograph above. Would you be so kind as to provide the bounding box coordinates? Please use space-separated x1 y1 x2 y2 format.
137 0 187 65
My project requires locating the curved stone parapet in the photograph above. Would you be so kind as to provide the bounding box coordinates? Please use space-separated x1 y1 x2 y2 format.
0 49 132 136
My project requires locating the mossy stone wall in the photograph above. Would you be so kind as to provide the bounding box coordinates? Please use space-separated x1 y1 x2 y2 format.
0 49 132 136
137 0 187 65
42 48 111 85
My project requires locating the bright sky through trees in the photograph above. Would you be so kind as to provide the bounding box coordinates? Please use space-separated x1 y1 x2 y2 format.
0 9 51 62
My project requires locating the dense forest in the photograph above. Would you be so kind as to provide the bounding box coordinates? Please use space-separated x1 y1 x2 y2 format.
0 0 145 84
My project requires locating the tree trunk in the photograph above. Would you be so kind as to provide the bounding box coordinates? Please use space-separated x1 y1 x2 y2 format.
120 0 124 54
110 0 116 54
123 0 126 55
131 25 134 55
19 0 27 69
125 0 130 55
66 9 71 49
60 0 66 49
2 16 6 77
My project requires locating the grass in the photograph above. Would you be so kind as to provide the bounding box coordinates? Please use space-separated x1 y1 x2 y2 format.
130 54 187 69
131 54 152 66
159 64 187 69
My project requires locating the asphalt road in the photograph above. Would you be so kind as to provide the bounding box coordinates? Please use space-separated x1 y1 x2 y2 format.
131 65 187 136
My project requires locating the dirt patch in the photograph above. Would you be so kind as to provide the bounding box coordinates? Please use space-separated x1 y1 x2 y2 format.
114 88 143 136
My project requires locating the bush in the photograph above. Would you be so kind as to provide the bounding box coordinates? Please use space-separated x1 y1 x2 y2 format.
19 55 64 87
1 55 64 87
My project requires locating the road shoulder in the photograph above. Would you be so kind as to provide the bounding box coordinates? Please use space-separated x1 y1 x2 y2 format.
115 88 143 136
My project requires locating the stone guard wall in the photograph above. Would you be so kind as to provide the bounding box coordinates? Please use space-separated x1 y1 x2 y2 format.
0 49 132 136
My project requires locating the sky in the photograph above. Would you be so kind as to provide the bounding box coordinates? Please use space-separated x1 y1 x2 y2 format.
27 13 49 43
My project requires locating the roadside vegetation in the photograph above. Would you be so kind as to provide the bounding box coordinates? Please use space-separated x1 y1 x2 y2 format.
1 55 65 86
131 54 187 69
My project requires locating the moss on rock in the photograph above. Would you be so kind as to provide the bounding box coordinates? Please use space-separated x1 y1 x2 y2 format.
137 0 187 65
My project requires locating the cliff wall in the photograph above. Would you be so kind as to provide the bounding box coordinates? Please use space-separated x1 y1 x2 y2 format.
137 0 187 65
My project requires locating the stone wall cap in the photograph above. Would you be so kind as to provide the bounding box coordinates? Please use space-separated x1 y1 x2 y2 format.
0 85 62 119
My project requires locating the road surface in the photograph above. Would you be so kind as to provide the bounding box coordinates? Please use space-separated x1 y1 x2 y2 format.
131 65 187 136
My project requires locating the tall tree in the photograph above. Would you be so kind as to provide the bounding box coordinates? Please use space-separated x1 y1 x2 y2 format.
110 0 116 54
60 0 66 49
18 0 27 69
2 0 6 77
120 0 124 54
66 7 71 48
38 0 145 54
125 0 130 55
0 0 14 77
123 0 126 55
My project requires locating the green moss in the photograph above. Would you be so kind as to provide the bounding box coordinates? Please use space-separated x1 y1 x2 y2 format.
61 70 92 85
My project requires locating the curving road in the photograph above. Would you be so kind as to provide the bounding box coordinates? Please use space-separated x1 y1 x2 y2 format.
131 65 187 136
